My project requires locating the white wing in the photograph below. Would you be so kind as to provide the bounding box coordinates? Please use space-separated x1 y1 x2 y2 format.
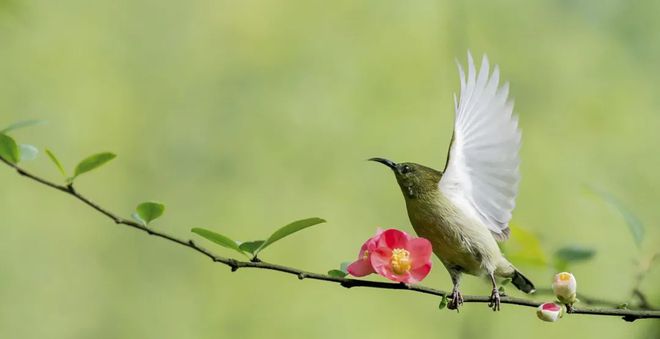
439 52 521 241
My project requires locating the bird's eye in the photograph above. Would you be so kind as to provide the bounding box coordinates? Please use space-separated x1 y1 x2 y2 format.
401 165 412 174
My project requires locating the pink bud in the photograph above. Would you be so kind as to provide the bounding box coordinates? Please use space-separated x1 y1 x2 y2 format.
552 272 577 304
536 302 563 322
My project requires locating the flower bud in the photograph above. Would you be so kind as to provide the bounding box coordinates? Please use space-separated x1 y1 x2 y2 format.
552 272 577 304
536 302 563 322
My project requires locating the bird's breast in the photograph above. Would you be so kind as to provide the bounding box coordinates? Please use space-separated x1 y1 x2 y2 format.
404 191 500 275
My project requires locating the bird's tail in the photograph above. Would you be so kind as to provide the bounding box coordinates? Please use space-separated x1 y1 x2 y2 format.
511 270 536 294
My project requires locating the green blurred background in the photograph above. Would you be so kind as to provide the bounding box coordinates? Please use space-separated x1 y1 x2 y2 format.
1 0 659 338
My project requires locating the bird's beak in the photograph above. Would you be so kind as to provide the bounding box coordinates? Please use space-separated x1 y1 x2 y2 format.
368 157 397 171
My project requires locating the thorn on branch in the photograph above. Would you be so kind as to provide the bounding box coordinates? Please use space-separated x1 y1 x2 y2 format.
623 315 637 322
251 256 261 263
227 258 239 272
298 273 307 280
340 281 354 289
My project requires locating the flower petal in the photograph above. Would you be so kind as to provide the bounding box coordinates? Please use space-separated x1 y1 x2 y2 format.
409 263 432 283
390 272 411 283
407 237 433 269
377 229 410 249
370 247 392 270
541 303 562 312
347 259 375 277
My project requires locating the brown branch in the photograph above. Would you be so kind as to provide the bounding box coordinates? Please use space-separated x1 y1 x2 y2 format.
2 156 659 322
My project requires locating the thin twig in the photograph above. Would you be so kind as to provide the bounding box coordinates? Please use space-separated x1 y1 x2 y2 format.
629 252 658 309
2 156 659 322
534 288 630 309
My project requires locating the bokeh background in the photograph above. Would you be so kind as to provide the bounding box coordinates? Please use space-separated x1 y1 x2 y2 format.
1 0 659 338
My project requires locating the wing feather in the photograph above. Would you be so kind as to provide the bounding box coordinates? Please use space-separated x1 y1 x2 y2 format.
439 52 521 241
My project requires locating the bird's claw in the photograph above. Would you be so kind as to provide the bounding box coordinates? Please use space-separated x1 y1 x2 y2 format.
447 289 464 311
488 288 501 311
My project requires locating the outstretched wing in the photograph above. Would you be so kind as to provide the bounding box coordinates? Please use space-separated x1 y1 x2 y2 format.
439 52 521 241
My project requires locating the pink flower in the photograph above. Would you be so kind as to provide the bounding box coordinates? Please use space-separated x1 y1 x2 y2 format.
346 228 383 277
536 302 564 322
348 228 433 284
370 229 432 283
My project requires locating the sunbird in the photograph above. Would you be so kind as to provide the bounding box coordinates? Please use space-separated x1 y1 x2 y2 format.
370 53 535 311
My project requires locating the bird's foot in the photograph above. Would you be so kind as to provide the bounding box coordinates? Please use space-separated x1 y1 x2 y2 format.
488 288 501 311
447 289 464 311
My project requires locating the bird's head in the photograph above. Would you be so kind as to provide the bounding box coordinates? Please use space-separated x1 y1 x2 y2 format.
369 158 443 199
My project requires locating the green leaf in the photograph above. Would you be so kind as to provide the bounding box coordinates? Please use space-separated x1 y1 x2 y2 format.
1 119 47 133
0 133 20 164
500 278 512 286
254 217 326 256
328 269 347 278
327 261 351 278
19 144 38 161
238 240 265 254
589 187 644 248
553 245 596 271
191 228 246 257
45 149 68 178
136 201 165 225
72 152 116 179
554 245 596 263
500 223 548 267
438 295 448 310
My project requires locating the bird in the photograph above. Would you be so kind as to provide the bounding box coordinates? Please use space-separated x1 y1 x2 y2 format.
369 52 535 311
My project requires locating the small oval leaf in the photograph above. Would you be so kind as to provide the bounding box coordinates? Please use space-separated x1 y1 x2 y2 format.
254 217 326 255
0 134 20 164
73 152 116 179
45 149 68 178
238 240 265 254
327 269 347 278
191 228 246 257
19 144 38 161
1 120 47 133
554 245 596 263
438 295 449 310
136 201 165 225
